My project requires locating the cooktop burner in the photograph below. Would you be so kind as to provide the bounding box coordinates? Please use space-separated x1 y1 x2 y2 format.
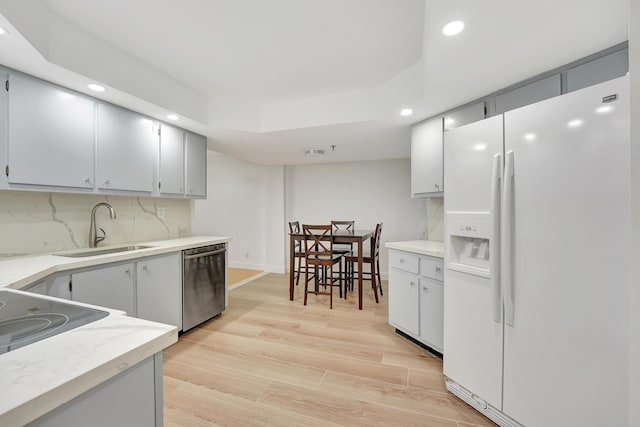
0 290 108 354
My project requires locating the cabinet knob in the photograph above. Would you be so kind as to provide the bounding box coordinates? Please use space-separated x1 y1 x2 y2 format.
124 269 131 276
423 285 429 292
400 259 405 264
409 281 416 287
104 179 110 185
435 266 442 273
142 265 148 272
85 177 91 185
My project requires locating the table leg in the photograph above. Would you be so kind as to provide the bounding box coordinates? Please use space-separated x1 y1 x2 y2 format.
289 235 295 301
358 239 363 310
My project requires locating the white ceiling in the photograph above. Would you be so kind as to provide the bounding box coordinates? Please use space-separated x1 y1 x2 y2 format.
0 0 630 165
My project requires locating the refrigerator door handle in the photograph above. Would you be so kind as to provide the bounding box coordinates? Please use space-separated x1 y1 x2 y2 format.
502 150 515 326
490 153 502 323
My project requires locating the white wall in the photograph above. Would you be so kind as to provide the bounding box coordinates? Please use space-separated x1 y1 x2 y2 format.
285 158 421 277
629 2 639 424
191 151 285 272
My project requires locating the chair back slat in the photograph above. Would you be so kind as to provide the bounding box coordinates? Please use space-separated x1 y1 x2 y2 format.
302 224 334 257
331 220 354 232
372 222 383 258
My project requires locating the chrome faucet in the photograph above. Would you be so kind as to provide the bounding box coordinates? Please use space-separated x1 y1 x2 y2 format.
89 202 117 248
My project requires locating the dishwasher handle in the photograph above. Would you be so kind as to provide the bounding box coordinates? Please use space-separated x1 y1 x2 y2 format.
183 248 226 260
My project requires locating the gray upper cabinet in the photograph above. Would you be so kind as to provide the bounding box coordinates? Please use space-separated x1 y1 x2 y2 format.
411 117 443 197
97 104 156 193
444 102 485 131
567 48 628 92
185 132 207 197
495 74 561 115
159 124 185 195
7 74 95 188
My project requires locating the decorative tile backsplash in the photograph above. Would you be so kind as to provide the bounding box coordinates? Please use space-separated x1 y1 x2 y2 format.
0 191 191 256
428 197 444 242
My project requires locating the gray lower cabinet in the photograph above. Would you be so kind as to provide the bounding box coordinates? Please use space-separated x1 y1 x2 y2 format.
72 263 136 315
24 253 183 329
25 274 71 300
388 249 444 353
27 353 163 427
137 253 182 329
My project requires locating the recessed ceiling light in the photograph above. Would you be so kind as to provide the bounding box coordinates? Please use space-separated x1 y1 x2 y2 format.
87 83 105 92
473 143 487 151
0 26 8 36
167 114 179 121
305 149 325 157
443 21 464 36
400 108 413 116
524 133 537 141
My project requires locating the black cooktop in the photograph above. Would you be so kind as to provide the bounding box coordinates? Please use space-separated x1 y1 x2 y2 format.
0 290 109 354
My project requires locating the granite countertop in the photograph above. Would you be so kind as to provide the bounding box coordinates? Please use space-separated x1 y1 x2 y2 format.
0 235 231 426
385 240 444 258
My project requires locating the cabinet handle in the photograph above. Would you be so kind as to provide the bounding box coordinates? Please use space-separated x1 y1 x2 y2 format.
435 184 440 191
423 285 429 292
124 269 131 276
435 266 442 273
400 259 405 264
85 177 91 185
142 265 148 272
409 281 416 287
104 179 110 185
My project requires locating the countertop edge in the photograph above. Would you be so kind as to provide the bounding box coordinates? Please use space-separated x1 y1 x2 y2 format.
385 240 444 259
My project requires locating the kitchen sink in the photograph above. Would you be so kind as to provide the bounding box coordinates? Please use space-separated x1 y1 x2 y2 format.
55 245 153 258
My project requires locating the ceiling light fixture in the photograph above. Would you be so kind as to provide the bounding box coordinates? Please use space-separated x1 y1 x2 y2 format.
400 108 413 116
443 20 464 36
167 114 179 121
305 149 325 157
87 83 105 92
524 133 537 142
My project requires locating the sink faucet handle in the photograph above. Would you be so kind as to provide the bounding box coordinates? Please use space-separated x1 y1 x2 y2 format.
96 227 106 244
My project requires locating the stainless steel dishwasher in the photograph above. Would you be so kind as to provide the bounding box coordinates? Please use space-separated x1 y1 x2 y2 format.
182 243 226 332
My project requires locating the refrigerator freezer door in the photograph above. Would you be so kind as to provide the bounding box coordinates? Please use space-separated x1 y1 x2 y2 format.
443 115 505 409
502 77 629 426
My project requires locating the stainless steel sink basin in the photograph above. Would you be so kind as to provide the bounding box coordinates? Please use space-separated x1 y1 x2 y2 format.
55 245 153 258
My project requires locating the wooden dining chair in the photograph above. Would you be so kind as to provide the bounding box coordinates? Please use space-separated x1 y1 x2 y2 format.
302 224 345 309
345 222 383 303
331 220 355 283
289 221 312 287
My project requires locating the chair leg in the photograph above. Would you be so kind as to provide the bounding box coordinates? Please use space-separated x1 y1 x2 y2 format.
377 259 383 296
303 263 309 306
329 265 333 309
371 263 379 304
295 257 301 287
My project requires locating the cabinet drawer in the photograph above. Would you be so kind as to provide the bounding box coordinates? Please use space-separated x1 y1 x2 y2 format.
420 256 444 281
389 251 419 274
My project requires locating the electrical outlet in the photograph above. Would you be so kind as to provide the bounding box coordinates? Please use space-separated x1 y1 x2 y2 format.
157 207 166 218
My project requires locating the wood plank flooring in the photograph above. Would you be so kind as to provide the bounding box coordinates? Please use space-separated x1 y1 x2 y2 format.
163 273 495 427
227 268 264 286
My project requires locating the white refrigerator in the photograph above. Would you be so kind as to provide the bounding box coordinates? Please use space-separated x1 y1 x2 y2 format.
443 76 629 427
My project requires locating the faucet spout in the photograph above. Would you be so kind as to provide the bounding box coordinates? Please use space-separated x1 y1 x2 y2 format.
89 203 117 248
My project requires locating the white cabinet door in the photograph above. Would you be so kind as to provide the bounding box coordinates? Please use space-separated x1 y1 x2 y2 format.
411 117 443 196
185 132 207 197
159 124 184 195
7 74 94 188
419 278 444 352
388 268 420 336
137 253 182 329
97 103 156 192
25 275 72 300
72 263 135 315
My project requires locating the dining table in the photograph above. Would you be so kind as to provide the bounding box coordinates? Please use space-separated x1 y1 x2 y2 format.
289 228 373 310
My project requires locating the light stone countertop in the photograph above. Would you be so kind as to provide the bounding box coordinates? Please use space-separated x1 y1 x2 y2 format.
0 235 232 289
385 240 444 258
0 235 231 426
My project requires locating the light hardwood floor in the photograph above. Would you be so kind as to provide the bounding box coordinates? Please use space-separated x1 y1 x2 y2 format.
228 268 264 286
163 273 495 427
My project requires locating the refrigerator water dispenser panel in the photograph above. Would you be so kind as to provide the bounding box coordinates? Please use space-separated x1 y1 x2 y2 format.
446 212 492 278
